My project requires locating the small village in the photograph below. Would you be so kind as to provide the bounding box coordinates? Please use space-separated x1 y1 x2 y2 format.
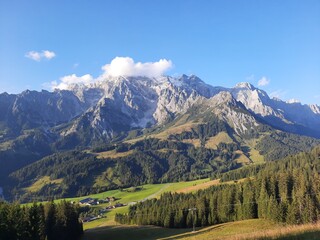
78 196 126 223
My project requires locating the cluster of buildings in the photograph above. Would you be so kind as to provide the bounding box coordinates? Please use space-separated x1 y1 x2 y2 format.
78 196 127 223
78 196 127 208
79 196 126 223
78 196 116 206
105 202 125 209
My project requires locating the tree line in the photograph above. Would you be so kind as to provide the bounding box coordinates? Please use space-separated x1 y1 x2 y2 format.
115 146 320 228
0 200 83 240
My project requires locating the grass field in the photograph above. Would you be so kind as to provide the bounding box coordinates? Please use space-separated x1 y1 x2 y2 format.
158 178 227 195
175 179 220 193
96 149 134 159
245 138 265 164
248 147 264 164
66 183 169 204
75 178 221 205
205 132 233 149
82 224 190 240
81 219 320 240
24 176 63 193
172 219 320 240
182 139 201 148
234 150 252 165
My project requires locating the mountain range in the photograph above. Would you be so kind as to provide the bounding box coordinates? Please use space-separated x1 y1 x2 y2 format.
1 75 320 141
1 74 320 201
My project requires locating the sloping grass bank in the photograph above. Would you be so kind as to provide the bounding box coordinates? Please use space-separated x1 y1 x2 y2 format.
81 219 320 240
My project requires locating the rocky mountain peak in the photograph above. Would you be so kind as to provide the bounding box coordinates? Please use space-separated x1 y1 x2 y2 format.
210 91 236 106
1 74 320 144
234 82 255 90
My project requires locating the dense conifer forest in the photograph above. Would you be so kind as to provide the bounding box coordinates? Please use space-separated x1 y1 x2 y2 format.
0 201 83 240
115 146 320 228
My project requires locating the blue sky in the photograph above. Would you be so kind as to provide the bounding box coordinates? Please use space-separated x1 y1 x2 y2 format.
0 0 319 104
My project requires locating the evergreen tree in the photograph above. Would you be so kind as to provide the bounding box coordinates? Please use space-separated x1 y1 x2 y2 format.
28 203 45 240
186 211 193 228
258 179 269 219
44 201 56 240
17 206 31 240
242 180 257 219
286 197 301 224
163 211 173 228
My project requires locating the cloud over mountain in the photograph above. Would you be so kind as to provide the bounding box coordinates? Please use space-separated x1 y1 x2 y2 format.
47 57 173 90
101 57 172 78
51 74 94 90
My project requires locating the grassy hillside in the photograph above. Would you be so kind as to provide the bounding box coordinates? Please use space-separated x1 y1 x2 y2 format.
82 224 190 240
24 176 63 192
81 219 320 240
204 132 233 149
66 183 168 204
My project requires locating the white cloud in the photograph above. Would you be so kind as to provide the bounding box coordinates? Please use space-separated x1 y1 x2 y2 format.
25 51 42 61
101 57 172 77
258 76 270 87
45 57 173 90
51 74 94 90
25 50 56 61
42 50 56 59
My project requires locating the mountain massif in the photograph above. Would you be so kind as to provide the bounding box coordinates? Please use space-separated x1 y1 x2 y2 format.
1 75 320 201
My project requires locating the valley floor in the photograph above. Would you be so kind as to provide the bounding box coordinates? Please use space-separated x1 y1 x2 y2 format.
79 178 235 230
81 219 320 240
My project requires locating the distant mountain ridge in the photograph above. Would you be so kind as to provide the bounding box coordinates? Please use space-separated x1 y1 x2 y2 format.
1 74 319 143
1 74 320 201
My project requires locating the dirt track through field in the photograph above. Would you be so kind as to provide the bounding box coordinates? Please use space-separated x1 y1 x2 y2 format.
143 184 173 201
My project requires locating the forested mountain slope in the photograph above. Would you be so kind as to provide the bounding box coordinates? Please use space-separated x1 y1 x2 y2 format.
5 115 320 202
115 146 320 228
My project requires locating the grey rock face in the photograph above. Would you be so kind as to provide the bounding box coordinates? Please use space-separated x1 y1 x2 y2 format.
1 75 319 144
